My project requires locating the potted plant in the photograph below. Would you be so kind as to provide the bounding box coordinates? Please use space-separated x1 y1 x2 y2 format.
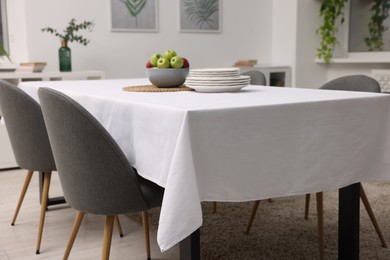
42 18 94 72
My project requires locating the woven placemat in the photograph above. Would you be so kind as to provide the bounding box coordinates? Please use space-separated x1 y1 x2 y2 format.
123 85 194 92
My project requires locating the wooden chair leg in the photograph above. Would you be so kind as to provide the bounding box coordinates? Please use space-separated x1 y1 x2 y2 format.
63 211 85 260
360 184 387 248
316 192 324 260
213 202 217 214
304 194 311 220
115 215 124 237
142 211 151 260
36 171 52 254
102 215 115 260
11 170 34 225
245 200 260 234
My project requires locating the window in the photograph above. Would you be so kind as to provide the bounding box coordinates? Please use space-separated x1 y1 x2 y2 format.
349 0 390 52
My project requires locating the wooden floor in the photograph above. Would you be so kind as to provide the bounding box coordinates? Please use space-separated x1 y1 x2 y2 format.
0 168 179 260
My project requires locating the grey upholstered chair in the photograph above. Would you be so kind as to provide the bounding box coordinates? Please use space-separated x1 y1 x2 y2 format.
0 81 123 255
304 75 386 257
245 75 387 260
38 87 164 260
241 70 267 85
0 80 56 254
319 74 381 92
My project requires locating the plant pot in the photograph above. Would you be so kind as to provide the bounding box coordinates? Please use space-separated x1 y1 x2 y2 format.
59 40 71 72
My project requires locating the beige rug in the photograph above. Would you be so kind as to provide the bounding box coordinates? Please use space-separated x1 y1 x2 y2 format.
139 182 390 259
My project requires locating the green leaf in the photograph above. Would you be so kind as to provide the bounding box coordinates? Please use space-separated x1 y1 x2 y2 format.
184 0 219 30
316 0 346 63
0 44 11 62
41 18 94 46
120 0 147 17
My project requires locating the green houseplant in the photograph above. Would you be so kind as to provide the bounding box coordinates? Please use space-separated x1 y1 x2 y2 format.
0 43 12 62
316 0 347 62
41 18 94 72
364 0 390 51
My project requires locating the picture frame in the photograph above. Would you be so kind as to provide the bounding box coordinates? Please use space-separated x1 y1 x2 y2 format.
111 0 159 32
0 0 10 52
179 0 221 33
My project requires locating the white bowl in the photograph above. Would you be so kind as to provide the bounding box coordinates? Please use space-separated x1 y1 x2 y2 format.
146 68 189 88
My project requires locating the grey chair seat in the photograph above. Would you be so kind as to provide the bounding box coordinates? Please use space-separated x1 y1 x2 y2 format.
38 87 164 260
241 70 267 85
0 80 56 254
0 81 126 256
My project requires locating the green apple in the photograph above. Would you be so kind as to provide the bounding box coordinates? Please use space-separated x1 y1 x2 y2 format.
150 53 162 67
170 56 183 68
164 50 177 61
157 57 170 68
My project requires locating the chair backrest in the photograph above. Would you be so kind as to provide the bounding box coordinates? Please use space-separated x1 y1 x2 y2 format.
38 87 149 215
320 75 381 93
242 70 267 85
0 80 56 171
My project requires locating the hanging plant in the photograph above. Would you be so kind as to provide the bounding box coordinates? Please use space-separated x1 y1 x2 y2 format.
316 0 347 62
364 0 390 51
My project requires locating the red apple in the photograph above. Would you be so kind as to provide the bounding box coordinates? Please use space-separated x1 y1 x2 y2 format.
146 60 153 68
182 57 190 68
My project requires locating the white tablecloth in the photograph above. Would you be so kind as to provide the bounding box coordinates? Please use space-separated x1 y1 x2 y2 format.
19 79 390 251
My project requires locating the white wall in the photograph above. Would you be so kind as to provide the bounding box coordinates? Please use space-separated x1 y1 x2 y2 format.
295 0 327 88
6 0 28 62
271 0 298 87
7 0 273 79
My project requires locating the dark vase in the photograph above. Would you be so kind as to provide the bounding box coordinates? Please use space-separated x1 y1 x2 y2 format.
59 40 71 72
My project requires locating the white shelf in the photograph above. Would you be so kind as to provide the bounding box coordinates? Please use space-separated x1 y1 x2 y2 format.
315 58 390 64
0 70 104 85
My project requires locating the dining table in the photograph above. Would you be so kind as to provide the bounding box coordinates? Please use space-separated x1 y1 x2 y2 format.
18 77 390 260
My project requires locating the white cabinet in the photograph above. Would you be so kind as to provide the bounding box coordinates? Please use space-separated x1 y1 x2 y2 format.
240 66 292 87
0 71 104 169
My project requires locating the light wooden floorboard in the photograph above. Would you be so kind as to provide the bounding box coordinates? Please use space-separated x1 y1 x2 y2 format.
0 169 179 259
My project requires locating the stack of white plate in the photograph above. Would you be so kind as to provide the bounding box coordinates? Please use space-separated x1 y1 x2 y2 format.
185 68 250 93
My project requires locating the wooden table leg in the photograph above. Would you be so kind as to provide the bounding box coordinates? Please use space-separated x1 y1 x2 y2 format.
339 183 360 260
180 229 200 260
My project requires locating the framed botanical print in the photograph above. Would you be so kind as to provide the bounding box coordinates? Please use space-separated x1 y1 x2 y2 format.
179 0 221 33
0 0 9 52
111 0 159 32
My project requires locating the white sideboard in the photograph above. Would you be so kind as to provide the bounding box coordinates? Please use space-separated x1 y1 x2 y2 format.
0 71 104 169
0 70 103 85
240 65 292 87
